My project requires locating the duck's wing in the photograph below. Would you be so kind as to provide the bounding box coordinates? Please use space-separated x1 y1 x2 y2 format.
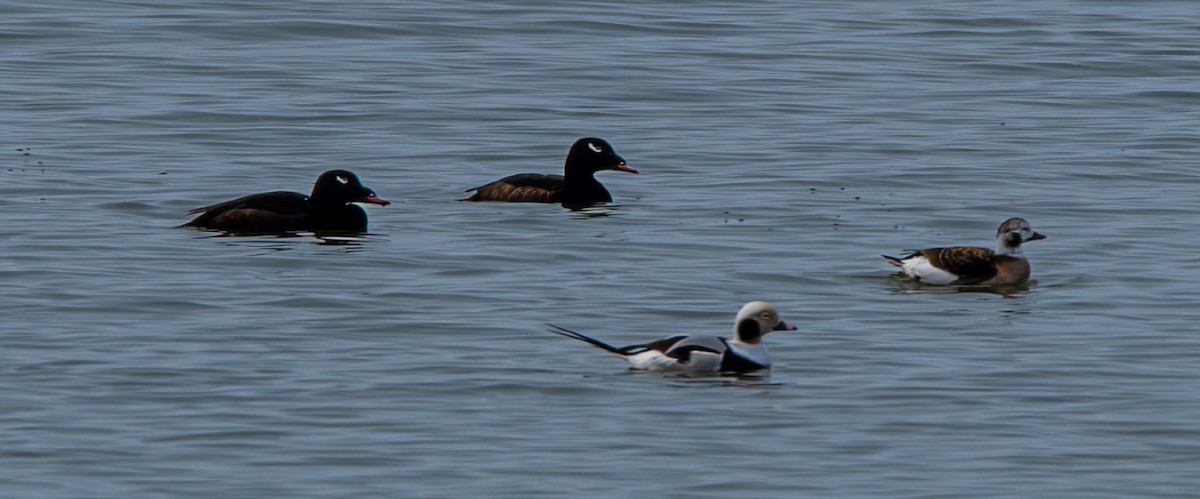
184 191 308 228
921 246 998 284
662 336 727 363
464 173 564 202
187 191 306 215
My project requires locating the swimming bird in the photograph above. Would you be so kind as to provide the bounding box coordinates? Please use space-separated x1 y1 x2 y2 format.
183 169 390 232
547 301 795 373
464 138 637 205
883 217 1046 285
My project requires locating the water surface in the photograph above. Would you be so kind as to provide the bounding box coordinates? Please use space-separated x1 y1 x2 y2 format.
3 1 1200 497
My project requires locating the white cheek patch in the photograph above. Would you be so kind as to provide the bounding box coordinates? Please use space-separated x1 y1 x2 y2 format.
588 143 602 153
336 176 349 185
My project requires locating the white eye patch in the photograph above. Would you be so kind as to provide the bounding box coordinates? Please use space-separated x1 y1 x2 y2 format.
336 176 349 185
588 143 602 153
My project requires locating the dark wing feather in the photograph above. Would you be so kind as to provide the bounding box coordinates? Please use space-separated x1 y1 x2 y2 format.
184 191 308 228
188 191 307 215
663 336 727 363
634 335 689 355
465 173 564 202
922 246 998 284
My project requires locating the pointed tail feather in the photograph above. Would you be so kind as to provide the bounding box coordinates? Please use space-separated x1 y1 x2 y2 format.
882 254 905 267
545 324 626 356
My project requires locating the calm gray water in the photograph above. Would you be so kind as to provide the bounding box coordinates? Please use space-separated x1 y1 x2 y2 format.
3 0 1200 497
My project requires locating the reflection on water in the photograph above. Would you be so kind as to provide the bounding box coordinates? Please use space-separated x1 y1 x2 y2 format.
313 234 371 247
888 273 1036 298
563 203 624 218
186 229 375 251
627 368 782 387
669 376 785 389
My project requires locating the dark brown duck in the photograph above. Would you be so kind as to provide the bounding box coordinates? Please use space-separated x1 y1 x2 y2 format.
183 169 390 232
464 138 637 205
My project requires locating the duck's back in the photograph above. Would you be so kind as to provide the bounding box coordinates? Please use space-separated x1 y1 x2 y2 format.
465 173 566 202
185 191 310 230
914 246 999 285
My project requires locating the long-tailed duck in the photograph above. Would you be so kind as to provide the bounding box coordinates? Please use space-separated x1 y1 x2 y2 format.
547 301 795 373
884 217 1046 285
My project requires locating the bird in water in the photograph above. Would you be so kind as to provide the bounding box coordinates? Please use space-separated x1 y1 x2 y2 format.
884 217 1046 285
547 301 795 374
464 138 637 206
183 169 389 233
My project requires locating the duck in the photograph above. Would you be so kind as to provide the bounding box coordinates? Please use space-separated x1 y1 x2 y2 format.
883 217 1046 285
183 169 390 232
464 138 637 205
546 301 795 373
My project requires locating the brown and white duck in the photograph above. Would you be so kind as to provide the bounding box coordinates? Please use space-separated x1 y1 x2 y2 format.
884 217 1046 285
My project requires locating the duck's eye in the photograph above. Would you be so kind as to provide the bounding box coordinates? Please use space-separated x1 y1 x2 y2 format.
760 312 772 320
336 176 349 185
588 143 603 153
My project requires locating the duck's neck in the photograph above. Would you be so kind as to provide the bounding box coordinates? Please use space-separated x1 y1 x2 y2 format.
561 169 611 203
563 168 599 186
307 194 348 210
995 241 1023 257
309 202 367 231
728 340 769 364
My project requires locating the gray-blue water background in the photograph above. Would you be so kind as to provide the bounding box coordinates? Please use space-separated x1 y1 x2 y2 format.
3 1 1199 497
